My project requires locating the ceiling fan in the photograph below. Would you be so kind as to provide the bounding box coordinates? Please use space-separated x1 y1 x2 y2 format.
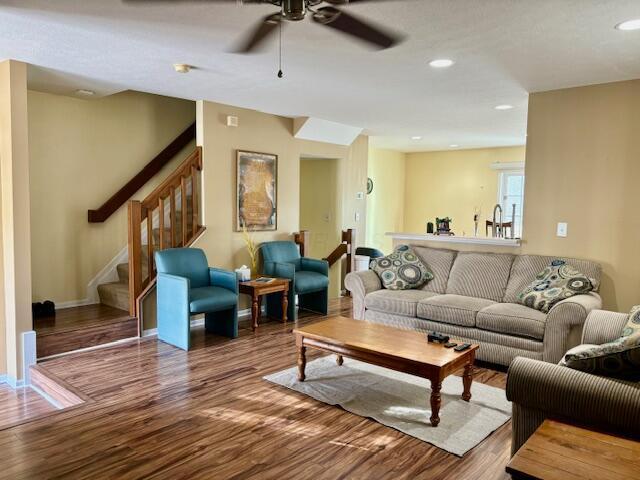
124 1 404 53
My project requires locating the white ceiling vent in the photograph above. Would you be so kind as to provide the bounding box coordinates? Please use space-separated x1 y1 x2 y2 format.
293 117 363 146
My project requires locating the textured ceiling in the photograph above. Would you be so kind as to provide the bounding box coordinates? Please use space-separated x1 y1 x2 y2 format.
1 0 640 151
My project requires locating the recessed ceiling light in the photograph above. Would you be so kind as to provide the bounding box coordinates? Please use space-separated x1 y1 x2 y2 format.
495 104 514 110
173 63 192 74
428 59 454 68
449 144 459 148
615 19 640 31
75 89 95 96
411 136 422 140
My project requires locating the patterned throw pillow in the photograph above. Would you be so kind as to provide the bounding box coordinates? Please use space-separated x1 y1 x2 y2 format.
371 245 434 290
517 259 596 313
621 305 640 337
562 333 640 381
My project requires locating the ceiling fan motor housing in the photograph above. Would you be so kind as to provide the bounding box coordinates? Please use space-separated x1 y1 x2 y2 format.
283 0 306 21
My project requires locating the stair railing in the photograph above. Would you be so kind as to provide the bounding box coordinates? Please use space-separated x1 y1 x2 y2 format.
127 146 204 317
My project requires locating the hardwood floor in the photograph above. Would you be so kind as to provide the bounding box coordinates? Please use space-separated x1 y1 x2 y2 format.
0 384 57 431
34 304 138 358
1 298 511 479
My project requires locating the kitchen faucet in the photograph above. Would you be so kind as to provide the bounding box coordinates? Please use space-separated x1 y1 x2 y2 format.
492 204 503 238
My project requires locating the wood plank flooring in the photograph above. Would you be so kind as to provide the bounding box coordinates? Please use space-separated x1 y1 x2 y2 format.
0 384 57 431
34 304 138 358
1 298 511 479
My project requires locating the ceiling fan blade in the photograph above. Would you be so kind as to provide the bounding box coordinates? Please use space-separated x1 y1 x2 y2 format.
312 6 401 49
234 13 282 53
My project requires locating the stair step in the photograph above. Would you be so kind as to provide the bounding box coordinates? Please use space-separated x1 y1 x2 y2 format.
97 281 130 311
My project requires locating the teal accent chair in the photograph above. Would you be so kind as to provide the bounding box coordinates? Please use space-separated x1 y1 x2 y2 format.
261 241 329 320
155 248 238 350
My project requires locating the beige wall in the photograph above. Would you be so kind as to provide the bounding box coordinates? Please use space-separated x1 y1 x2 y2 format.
300 158 341 298
0 60 32 381
146 100 367 328
29 90 195 304
404 147 525 237
366 148 406 254
522 79 640 312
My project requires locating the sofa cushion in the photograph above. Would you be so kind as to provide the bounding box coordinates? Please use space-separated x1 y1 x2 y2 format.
365 289 439 317
504 254 601 303
477 303 547 340
417 294 496 327
371 245 434 290
445 252 515 302
517 260 596 313
412 246 457 294
295 271 330 294
189 286 238 314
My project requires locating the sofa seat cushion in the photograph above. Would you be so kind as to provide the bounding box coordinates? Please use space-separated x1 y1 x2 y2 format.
476 303 547 340
417 294 496 327
365 290 439 317
295 271 329 294
189 286 238 314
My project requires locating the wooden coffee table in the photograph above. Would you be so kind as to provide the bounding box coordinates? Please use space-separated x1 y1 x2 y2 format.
293 316 478 427
239 277 290 331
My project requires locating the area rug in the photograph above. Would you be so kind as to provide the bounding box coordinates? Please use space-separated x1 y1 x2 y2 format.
263 356 511 456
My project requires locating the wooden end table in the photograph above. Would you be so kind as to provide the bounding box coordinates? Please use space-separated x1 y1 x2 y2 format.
506 419 640 480
239 278 290 331
293 316 478 427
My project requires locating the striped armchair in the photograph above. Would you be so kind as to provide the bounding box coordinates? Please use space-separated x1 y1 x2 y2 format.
506 309 640 455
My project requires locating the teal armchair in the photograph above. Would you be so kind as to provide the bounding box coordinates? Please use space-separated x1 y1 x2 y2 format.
261 241 329 320
155 248 238 350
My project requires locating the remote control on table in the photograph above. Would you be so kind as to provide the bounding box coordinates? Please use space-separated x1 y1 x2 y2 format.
444 342 457 348
454 343 471 352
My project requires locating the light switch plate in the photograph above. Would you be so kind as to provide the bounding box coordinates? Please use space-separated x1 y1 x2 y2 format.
355 212 360 222
557 222 568 237
356 192 364 200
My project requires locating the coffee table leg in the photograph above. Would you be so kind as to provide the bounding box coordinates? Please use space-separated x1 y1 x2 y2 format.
430 380 442 427
336 354 344 366
251 294 259 331
282 289 288 324
462 362 473 402
297 345 307 382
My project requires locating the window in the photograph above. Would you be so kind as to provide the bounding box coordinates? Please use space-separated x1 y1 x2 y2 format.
498 170 525 238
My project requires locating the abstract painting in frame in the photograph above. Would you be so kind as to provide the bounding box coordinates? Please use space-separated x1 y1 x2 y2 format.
236 150 277 231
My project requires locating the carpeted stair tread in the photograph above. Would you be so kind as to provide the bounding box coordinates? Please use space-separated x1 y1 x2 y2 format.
97 281 130 311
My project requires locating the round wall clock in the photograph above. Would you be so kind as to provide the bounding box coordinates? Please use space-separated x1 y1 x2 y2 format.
367 177 374 195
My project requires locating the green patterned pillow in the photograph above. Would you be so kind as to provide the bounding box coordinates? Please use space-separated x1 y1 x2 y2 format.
517 259 596 313
621 305 640 337
371 245 434 290
562 333 640 381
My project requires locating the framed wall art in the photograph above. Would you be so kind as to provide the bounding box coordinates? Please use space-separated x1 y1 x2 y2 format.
236 150 277 231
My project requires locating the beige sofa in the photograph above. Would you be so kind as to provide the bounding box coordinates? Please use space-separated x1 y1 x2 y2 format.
344 245 602 366
507 309 640 454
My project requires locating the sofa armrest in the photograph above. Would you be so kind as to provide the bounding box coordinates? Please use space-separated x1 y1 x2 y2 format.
300 257 329 276
582 309 629 345
543 292 602 363
345 270 382 320
506 357 640 452
209 267 238 294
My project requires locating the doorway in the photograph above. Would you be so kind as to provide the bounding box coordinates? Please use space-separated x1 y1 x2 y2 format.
299 157 342 298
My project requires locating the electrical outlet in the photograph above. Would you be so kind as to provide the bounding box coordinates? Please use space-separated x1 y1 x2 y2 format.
556 222 568 237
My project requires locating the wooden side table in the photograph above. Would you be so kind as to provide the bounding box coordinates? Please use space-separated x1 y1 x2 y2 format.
239 278 290 331
506 419 640 479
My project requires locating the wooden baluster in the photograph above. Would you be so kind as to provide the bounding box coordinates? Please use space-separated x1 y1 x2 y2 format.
191 165 198 237
169 186 176 248
158 197 165 250
128 201 143 317
295 230 310 257
181 176 188 246
147 209 154 278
